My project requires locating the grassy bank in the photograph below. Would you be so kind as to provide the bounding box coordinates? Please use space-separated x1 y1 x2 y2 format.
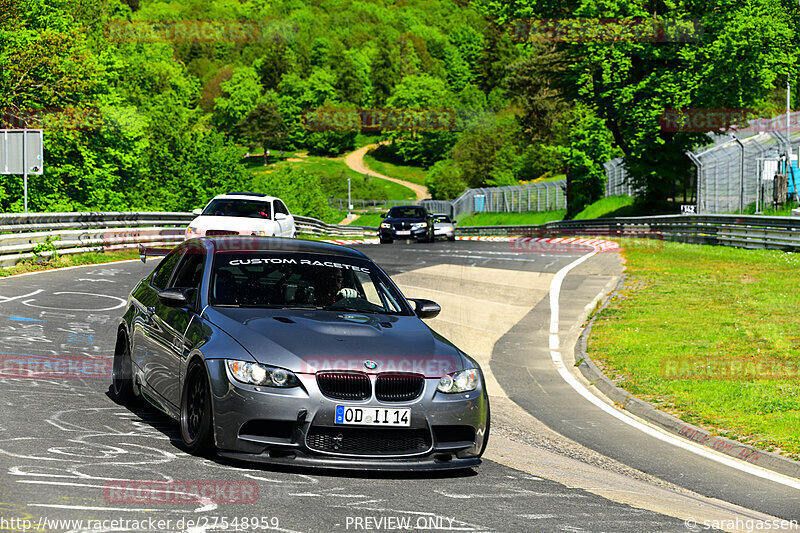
573 196 637 219
362 151 429 186
589 241 800 458
457 210 566 226
243 154 416 202
0 249 141 277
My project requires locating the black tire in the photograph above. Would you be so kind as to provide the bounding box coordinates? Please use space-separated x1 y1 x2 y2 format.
447 235 456 242
110 333 133 404
180 360 215 456
380 238 393 244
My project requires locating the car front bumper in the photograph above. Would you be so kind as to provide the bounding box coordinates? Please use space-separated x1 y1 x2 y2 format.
205 359 489 470
379 227 429 240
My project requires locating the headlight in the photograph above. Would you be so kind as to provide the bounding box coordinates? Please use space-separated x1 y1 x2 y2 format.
186 226 198 236
437 368 479 393
252 230 267 236
226 360 299 388
380 223 392 229
411 222 427 229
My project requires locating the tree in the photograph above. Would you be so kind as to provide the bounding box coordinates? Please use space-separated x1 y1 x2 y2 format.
238 96 287 165
213 67 262 133
383 74 457 166
425 159 468 200
482 0 798 207
549 105 617 218
370 34 401 106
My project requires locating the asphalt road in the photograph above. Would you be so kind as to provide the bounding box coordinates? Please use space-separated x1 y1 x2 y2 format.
0 240 791 532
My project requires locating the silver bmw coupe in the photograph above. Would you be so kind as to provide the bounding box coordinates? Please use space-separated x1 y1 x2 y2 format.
112 237 489 470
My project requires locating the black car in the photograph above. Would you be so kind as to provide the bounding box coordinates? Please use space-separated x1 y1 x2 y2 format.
111 237 490 470
379 205 435 244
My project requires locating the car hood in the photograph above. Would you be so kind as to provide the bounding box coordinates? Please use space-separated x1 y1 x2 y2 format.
203 307 467 377
383 217 427 224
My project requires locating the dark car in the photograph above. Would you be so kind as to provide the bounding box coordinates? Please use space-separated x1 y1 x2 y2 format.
379 205 434 244
111 237 490 470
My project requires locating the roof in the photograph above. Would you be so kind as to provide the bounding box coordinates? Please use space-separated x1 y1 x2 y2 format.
199 236 369 259
213 193 280 202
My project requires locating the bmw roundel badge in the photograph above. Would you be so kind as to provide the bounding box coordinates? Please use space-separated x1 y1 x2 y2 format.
364 360 378 370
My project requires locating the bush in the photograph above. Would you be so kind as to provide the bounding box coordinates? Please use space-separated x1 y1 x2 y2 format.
250 166 335 221
425 159 467 200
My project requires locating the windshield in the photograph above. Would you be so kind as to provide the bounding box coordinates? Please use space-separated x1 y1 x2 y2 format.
202 199 271 219
387 207 426 219
434 215 451 223
210 252 412 314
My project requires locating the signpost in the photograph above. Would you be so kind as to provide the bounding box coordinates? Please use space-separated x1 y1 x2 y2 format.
0 130 44 213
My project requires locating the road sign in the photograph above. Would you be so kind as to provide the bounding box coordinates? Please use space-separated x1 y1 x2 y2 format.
0 130 43 175
1 129 44 213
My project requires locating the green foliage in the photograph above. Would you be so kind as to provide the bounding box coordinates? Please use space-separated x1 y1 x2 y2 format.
238 94 288 160
382 74 458 166
213 67 262 132
481 0 799 208
573 195 637 220
425 159 467 200
31 235 59 262
550 105 618 218
1 0 528 214
250 166 335 221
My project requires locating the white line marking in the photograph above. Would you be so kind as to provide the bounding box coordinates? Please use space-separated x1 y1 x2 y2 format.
28 503 158 512
548 251 800 490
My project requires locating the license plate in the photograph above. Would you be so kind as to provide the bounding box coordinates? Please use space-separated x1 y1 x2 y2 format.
396 230 411 235
335 405 411 427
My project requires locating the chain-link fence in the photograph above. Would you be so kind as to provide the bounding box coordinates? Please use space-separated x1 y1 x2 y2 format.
602 112 800 213
690 125 800 213
604 158 638 197
329 180 566 219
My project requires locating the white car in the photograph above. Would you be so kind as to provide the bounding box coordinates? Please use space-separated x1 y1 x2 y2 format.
185 193 297 239
433 214 456 241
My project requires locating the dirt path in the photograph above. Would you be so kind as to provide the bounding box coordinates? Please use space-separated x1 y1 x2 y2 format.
344 143 430 201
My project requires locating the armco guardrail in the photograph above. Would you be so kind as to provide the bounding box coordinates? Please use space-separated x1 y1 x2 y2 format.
454 214 800 251
0 212 374 268
2 212 796 269
293 215 372 236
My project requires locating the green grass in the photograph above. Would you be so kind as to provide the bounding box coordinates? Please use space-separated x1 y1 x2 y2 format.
351 213 383 227
362 151 428 186
739 201 799 217
573 195 637 219
1 249 140 277
457 210 566 226
590 241 800 458
244 155 416 201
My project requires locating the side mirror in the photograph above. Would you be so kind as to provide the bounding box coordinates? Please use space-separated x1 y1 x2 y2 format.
452 221 457 226
192 208 202 216
275 212 288 220
408 298 440 319
158 288 194 308
380 213 386 218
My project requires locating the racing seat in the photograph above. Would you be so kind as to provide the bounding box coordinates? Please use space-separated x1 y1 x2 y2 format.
212 270 238 305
